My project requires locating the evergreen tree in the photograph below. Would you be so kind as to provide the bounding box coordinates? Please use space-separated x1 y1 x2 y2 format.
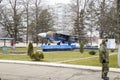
27 42 34 56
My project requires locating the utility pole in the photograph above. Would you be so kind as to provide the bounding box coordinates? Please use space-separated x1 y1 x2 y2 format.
117 0 120 67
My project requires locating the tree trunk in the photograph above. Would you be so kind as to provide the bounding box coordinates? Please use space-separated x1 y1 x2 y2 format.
99 0 105 38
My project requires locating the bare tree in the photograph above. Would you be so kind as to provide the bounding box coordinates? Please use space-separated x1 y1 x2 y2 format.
22 0 33 43
35 0 41 45
99 0 106 38
0 0 25 43
85 0 99 45
10 0 20 42
96 0 116 38
71 0 89 43
28 0 54 44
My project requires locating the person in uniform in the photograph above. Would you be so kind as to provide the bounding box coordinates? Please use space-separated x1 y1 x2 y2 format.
99 39 109 80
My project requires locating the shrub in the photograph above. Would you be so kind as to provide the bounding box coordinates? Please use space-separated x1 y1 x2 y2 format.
27 42 34 56
31 51 44 61
79 42 84 53
111 49 114 52
89 50 96 55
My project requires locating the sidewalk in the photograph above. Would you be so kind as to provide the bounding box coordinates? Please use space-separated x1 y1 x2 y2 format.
0 60 120 73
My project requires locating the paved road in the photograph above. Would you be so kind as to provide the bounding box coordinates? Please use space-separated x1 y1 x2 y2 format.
0 63 120 80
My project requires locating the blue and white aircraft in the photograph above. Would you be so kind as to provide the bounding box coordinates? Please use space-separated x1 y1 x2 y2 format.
38 31 78 45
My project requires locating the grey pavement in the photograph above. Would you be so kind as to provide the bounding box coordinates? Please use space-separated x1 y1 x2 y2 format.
0 60 120 80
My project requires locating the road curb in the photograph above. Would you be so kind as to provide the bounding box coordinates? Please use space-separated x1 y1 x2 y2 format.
0 60 120 73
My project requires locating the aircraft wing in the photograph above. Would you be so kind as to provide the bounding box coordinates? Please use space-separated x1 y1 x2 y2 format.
54 33 70 42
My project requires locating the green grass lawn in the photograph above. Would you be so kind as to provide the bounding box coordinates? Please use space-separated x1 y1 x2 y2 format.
65 53 118 68
0 54 31 61
43 50 95 62
0 48 119 68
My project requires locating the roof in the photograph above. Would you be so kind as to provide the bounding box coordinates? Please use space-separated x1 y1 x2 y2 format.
0 38 14 40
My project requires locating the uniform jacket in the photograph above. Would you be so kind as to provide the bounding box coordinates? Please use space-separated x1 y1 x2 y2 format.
99 44 109 63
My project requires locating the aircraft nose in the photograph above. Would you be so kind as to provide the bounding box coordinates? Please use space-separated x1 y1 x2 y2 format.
38 33 47 37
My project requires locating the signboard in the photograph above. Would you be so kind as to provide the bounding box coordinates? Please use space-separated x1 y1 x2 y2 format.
98 39 116 49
